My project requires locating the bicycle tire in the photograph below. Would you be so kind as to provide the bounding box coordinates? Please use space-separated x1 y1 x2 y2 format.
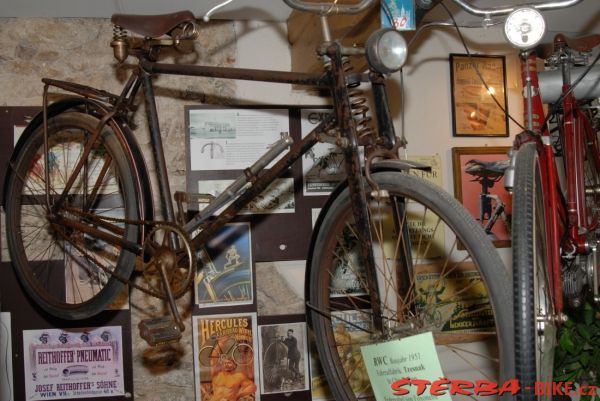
512 142 556 401
198 345 216 367
309 171 513 400
232 343 253 365
5 112 140 319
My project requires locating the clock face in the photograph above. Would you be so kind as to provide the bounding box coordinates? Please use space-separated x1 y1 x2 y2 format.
504 7 546 49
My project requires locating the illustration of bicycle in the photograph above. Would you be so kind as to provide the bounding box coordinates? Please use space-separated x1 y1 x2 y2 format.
198 336 253 367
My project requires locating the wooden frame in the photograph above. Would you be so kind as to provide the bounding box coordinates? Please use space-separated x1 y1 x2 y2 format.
449 54 509 137
452 146 512 248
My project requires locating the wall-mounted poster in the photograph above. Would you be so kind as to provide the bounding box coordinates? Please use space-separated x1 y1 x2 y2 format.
452 146 512 248
195 223 254 307
300 109 345 196
414 262 493 332
258 322 309 395
449 54 509 137
188 108 289 171
22 326 124 400
193 313 259 401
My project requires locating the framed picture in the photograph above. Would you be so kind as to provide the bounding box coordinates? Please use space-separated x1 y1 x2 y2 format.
449 54 509 137
452 146 512 248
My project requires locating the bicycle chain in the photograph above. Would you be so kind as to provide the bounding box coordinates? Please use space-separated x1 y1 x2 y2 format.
60 207 196 298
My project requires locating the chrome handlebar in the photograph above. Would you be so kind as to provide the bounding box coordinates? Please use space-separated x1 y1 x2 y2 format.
282 0 377 15
451 0 583 17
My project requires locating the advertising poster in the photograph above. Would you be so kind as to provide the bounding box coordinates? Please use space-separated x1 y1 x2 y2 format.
450 54 508 137
331 310 373 398
193 313 259 401
405 154 442 186
188 108 289 171
195 223 253 307
308 329 332 401
300 109 345 196
258 322 309 394
22 326 124 400
414 262 493 332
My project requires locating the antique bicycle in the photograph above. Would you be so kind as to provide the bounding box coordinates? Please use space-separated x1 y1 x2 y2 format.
503 11 600 401
198 335 253 367
2 0 518 399
448 1 598 399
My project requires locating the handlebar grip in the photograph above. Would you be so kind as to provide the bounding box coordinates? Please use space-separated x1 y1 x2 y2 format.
283 0 377 15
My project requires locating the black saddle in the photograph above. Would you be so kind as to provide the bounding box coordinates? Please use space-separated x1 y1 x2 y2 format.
464 159 509 180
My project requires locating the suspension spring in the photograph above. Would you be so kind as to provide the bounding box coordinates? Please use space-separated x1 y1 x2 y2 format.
342 57 375 142
112 25 128 40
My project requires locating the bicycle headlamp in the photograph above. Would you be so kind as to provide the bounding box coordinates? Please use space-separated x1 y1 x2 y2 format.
366 28 408 74
504 7 546 50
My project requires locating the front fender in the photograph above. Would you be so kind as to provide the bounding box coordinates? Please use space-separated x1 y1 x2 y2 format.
3 97 154 239
304 159 430 322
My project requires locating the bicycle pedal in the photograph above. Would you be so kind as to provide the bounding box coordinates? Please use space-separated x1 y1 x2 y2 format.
138 316 182 346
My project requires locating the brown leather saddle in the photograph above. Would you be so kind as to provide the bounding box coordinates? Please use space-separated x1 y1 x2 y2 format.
111 10 196 38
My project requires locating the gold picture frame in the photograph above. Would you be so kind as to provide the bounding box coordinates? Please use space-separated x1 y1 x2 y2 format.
449 54 509 137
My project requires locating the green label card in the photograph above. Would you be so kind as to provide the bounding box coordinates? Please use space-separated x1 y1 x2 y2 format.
360 332 451 401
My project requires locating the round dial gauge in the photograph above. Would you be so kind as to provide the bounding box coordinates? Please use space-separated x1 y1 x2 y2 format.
504 7 546 49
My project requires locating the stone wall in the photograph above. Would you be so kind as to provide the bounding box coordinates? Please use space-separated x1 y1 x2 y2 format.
0 17 239 400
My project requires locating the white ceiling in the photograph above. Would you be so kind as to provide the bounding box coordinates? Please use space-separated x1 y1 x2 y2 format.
0 0 598 35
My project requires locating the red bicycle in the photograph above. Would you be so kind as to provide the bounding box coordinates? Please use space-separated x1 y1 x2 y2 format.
449 2 597 397
507 15 600 401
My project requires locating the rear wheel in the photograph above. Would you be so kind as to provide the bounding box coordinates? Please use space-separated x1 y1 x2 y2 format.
309 171 513 400
5 112 140 319
512 142 556 401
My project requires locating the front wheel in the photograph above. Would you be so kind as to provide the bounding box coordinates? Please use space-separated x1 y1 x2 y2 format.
309 171 513 401
4 112 141 319
512 143 557 401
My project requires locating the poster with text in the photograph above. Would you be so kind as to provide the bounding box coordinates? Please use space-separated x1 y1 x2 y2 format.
195 222 253 307
193 313 259 401
300 109 345 196
415 261 493 332
23 326 124 400
331 310 373 398
189 108 289 171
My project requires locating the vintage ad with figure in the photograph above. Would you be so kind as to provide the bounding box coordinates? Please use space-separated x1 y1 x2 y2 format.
195 223 253 307
193 313 259 401
22 327 124 400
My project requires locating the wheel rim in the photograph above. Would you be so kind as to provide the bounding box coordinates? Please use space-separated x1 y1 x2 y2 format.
311 174 508 400
7 116 137 314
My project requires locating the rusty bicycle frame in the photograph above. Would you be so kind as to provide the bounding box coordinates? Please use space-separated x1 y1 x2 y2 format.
36 8 404 336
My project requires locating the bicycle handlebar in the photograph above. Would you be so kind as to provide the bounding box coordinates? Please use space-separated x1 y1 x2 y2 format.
452 0 583 17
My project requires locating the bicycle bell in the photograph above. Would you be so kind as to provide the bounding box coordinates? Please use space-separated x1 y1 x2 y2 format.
504 7 546 50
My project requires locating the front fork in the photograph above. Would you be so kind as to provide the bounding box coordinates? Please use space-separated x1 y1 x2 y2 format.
326 43 385 332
